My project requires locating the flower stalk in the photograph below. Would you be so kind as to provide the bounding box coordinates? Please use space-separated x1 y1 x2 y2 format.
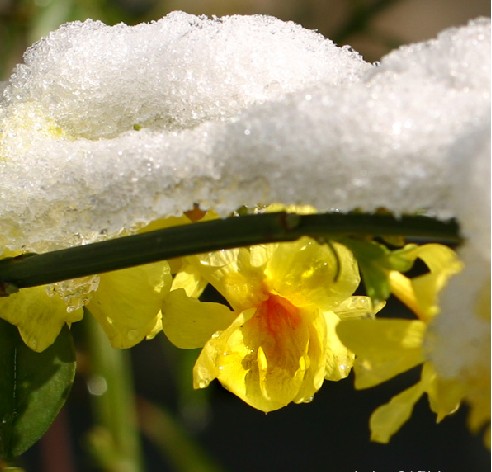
0 212 460 290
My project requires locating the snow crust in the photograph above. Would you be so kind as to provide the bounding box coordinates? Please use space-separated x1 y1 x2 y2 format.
0 13 489 256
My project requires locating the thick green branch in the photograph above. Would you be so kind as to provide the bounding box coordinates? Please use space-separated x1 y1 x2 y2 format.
0 212 460 289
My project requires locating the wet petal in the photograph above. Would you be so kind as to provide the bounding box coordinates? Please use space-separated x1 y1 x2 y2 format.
0 286 82 352
263 203 317 214
248 297 317 409
171 259 207 298
193 336 223 388
162 288 234 348
87 261 171 348
337 319 425 388
265 238 360 311
390 244 462 321
195 298 327 412
193 308 255 391
370 381 425 443
323 311 354 381
333 295 381 320
196 247 266 311
422 363 462 422
294 310 327 403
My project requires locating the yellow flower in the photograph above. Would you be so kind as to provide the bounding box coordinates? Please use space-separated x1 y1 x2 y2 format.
337 244 463 443
0 210 213 351
0 249 82 351
0 250 172 351
430 245 491 446
162 237 374 412
137 207 217 298
0 283 83 352
86 261 172 348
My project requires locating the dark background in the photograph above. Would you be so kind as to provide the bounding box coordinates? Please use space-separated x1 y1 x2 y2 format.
24 298 491 472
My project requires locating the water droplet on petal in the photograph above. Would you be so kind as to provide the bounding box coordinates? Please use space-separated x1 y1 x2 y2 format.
297 395 314 404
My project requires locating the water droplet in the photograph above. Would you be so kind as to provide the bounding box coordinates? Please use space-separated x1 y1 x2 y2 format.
298 395 314 404
87 375 108 396
196 379 209 389
47 276 99 312
339 363 349 374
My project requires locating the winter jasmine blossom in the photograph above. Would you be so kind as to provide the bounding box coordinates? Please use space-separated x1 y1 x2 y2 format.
337 244 464 442
0 252 171 351
163 238 376 412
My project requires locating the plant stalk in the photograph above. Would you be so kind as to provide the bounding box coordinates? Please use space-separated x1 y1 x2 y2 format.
85 312 143 472
0 212 460 290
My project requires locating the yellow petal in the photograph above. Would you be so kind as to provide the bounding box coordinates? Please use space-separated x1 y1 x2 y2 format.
337 319 425 388
333 295 383 319
162 288 234 349
388 271 422 317
87 261 171 348
145 315 163 340
171 259 207 298
390 244 462 321
249 298 317 409
263 203 316 214
322 296 381 383
196 247 267 311
195 298 326 412
266 238 360 311
0 286 82 352
422 363 462 422
243 300 311 411
193 308 255 391
293 310 327 403
193 336 223 389
466 372 491 437
323 311 354 381
370 380 425 443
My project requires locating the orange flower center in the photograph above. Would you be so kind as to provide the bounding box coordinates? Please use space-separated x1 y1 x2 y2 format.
257 293 301 337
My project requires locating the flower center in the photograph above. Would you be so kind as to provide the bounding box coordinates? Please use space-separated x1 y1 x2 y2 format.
257 293 301 337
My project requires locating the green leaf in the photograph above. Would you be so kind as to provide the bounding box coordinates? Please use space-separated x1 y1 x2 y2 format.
387 245 419 273
341 239 415 301
0 319 76 460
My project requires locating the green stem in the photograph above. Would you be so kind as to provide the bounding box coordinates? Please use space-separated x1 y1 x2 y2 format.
0 463 23 472
85 312 143 472
0 212 460 289
138 399 225 472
